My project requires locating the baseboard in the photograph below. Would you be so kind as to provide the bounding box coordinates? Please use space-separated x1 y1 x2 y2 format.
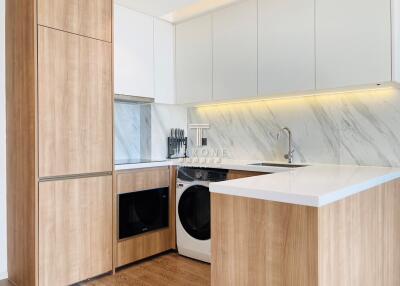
0 271 8 280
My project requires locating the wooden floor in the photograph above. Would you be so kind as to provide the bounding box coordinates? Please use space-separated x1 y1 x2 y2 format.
0 280 14 286
80 253 210 286
0 253 210 286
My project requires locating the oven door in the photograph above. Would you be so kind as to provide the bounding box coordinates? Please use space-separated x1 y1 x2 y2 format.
118 187 169 240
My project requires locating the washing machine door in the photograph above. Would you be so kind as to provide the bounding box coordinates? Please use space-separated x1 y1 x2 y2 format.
178 185 210 240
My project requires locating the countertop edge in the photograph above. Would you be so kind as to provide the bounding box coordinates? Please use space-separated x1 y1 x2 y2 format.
210 170 400 207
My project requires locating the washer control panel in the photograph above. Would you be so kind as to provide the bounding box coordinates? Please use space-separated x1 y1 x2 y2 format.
177 167 228 182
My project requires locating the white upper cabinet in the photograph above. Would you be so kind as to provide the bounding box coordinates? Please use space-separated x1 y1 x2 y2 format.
176 14 213 104
316 0 392 89
154 19 176 104
393 0 400 83
258 0 315 96
213 0 258 101
114 5 154 98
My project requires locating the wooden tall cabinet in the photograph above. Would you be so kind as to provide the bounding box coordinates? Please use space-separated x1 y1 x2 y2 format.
37 0 112 42
6 0 113 285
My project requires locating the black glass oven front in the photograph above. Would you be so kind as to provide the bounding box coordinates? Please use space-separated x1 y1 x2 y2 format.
119 187 169 240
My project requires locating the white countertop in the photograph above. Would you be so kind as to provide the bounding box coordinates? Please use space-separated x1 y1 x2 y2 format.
115 159 302 173
209 164 400 207
115 159 400 207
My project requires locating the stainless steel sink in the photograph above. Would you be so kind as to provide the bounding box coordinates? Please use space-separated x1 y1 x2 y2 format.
249 163 307 168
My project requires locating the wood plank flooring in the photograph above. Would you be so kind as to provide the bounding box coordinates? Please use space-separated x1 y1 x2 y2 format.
0 253 210 286
80 253 210 286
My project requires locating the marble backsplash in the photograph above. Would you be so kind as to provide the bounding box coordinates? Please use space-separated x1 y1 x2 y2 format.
115 102 187 161
115 102 151 162
188 88 400 167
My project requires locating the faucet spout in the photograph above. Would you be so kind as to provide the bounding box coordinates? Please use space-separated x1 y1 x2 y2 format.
277 127 294 163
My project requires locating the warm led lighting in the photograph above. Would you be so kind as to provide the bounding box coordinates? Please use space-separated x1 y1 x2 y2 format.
195 86 398 109
162 0 240 23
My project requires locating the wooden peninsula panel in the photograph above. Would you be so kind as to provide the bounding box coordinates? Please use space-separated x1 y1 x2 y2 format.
211 193 318 286
211 179 400 286
318 180 400 286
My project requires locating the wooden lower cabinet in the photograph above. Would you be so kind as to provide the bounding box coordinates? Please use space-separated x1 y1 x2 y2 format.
226 170 267 180
39 176 113 286
117 228 175 267
117 167 170 194
115 167 176 267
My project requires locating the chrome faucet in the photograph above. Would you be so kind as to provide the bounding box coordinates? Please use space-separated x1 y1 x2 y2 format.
277 127 294 164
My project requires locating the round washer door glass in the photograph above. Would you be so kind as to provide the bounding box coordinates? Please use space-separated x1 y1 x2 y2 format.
178 185 210 240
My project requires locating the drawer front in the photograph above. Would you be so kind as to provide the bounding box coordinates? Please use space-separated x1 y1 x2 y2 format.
117 167 170 194
117 228 174 267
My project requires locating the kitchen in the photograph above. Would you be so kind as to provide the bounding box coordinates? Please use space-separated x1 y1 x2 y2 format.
1 0 400 285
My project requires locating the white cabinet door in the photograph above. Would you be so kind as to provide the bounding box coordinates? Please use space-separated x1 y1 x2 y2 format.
316 0 391 89
114 4 154 98
258 0 315 96
393 0 400 83
176 14 212 104
213 0 257 101
154 19 176 104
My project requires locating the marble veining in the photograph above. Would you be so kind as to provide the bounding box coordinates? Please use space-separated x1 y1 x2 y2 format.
115 102 187 162
115 102 151 162
188 88 400 167
151 104 188 160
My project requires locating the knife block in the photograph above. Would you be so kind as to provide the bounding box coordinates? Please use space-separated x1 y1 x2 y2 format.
167 137 187 159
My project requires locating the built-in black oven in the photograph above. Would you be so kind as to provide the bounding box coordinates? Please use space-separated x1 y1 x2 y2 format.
118 187 169 240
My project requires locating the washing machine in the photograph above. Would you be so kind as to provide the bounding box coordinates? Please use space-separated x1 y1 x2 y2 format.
176 167 228 263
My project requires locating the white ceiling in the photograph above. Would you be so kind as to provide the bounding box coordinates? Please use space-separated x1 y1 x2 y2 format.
114 0 199 17
115 0 242 23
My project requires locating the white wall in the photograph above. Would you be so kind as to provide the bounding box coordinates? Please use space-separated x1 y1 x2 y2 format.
151 104 187 160
0 0 7 280
394 0 400 83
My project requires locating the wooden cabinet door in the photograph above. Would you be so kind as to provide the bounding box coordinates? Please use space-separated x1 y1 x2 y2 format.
258 0 315 95
38 27 112 178
39 176 112 286
176 14 212 104
213 0 258 101
227 170 267 180
114 4 154 98
316 0 391 89
38 0 112 42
